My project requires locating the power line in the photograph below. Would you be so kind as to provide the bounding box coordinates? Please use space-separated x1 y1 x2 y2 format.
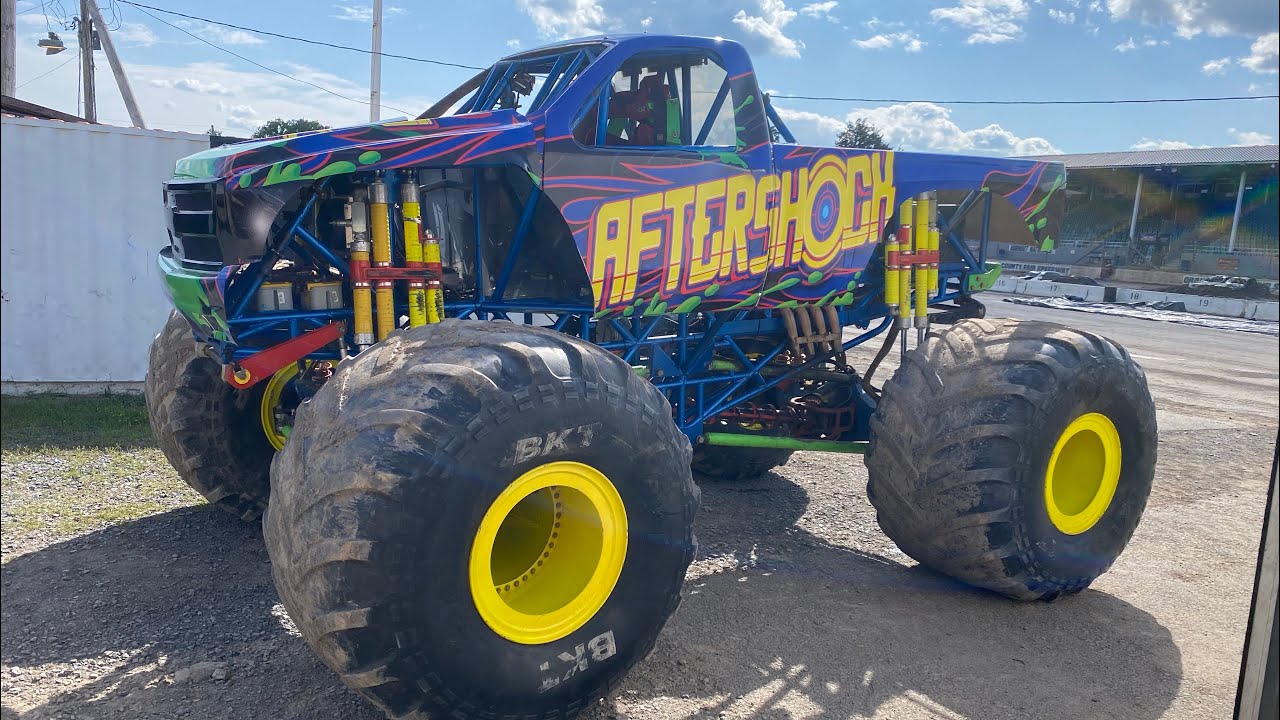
16 51 80 89
129 3 417 118
117 1 484 70
769 93 1280 105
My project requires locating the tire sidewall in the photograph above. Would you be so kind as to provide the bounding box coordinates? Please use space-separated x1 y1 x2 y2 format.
369 378 692 712
1018 355 1155 584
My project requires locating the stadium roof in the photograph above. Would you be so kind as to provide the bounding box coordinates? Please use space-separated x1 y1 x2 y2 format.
1020 144 1279 169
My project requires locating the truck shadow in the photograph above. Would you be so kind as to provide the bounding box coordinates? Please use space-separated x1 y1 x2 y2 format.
1 469 1181 720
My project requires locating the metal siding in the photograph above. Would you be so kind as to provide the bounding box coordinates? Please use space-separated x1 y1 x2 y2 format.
1 117 208 385
1021 144 1280 169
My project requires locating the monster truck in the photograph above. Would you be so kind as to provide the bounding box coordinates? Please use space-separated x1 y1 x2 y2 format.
145 34 1157 720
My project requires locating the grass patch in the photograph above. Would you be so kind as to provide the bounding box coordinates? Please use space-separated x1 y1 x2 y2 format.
2 394 202 554
2 394 156 450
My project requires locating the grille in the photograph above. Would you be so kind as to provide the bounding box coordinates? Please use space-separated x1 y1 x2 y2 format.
164 180 221 267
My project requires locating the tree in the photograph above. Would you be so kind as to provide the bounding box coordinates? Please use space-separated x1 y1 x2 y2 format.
252 118 327 138
835 118 891 150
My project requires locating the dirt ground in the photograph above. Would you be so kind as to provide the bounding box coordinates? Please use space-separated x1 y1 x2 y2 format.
1 302 1277 720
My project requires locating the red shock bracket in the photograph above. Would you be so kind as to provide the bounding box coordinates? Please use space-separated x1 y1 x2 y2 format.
223 322 345 389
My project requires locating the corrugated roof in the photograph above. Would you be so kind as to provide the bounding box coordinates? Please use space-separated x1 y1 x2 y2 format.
1020 145 1278 169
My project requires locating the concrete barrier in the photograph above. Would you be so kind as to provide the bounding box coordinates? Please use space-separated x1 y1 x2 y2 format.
991 276 1020 293
1115 288 1169 304
1019 280 1105 302
1161 293 1248 318
1245 301 1280 322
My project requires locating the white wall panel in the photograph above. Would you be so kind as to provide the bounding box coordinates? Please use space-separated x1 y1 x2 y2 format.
1 117 208 389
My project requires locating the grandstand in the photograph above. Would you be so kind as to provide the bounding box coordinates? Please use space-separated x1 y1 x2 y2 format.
1006 145 1280 280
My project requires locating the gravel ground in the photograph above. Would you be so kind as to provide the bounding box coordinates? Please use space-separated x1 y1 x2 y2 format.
1 303 1276 720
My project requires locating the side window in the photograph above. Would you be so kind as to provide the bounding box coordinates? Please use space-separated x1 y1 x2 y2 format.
573 51 747 150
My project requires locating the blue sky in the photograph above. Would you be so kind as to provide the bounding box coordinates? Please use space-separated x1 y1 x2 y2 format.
11 0 1279 155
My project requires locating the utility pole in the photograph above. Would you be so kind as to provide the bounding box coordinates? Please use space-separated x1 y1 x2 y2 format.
78 0 96 122
2 0 15 97
86 0 144 127
369 0 382 122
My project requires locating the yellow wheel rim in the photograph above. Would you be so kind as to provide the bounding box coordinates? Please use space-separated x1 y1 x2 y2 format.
1044 412 1122 535
469 461 628 645
260 362 305 451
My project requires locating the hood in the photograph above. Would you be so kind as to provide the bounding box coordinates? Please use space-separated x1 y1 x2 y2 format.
175 111 539 189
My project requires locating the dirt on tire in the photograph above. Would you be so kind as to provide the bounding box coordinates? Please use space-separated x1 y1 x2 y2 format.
264 320 699 720
865 318 1158 600
145 312 273 520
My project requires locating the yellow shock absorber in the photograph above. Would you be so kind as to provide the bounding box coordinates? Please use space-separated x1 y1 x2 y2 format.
351 241 374 348
423 229 444 323
913 192 930 326
369 179 395 340
401 182 426 328
884 231 900 317
897 198 914 329
928 191 940 299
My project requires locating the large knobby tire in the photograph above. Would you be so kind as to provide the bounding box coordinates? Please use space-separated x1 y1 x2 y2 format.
265 320 698 720
865 318 1156 601
691 445 793 481
145 312 273 520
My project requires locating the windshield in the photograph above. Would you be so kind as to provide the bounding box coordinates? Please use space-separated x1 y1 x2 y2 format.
433 44 607 117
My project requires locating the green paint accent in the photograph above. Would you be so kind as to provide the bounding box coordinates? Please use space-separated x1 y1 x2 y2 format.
775 300 799 308
642 301 668 316
622 305 635 317
1040 235 1056 252
806 270 823 284
847 280 858 290
762 277 801 295
966 262 1003 292
832 292 855 306
704 283 720 297
708 359 740 372
703 432 868 454
358 150 382 165
312 161 357 179
156 253 231 342
237 174 253 189
815 289 838 307
1035 217 1048 230
593 308 611 319
723 292 762 311
697 151 749 169
674 296 703 313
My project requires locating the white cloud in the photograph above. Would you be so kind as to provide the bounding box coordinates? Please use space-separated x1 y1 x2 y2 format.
1114 35 1166 52
171 19 266 46
506 38 522 49
1240 32 1278 75
640 16 653 28
149 77 235 96
1105 0 1277 39
1130 138 1201 150
1228 128 1274 145
775 102 1059 155
733 0 804 58
774 107 846 137
331 3 408 22
114 22 159 47
1047 8 1075 23
800 1 838 21
1201 57 1231 75
13 37 432 134
863 16 905 30
517 0 608 39
931 0 1029 44
853 32 925 52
